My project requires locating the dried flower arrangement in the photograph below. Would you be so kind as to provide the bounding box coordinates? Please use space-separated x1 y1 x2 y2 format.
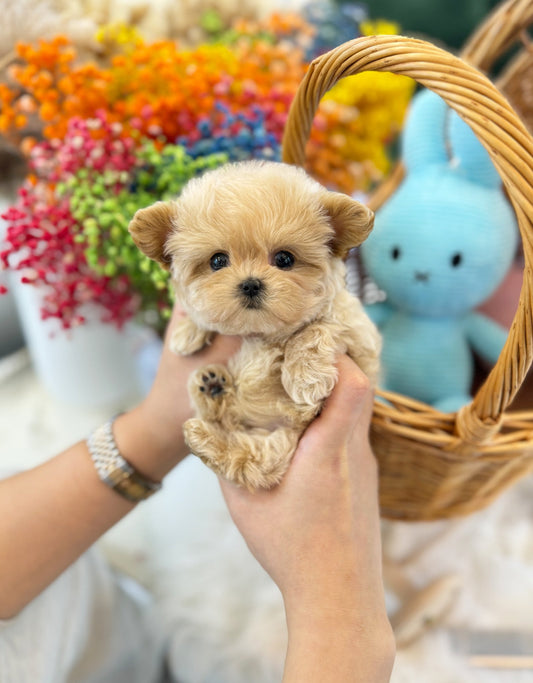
0 6 414 331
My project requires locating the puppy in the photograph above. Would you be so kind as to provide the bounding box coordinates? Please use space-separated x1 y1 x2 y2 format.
129 160 381 490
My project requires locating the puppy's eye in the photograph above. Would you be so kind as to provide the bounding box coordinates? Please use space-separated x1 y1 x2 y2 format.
210 253 229 271
273 251 295 270
391 246 401 261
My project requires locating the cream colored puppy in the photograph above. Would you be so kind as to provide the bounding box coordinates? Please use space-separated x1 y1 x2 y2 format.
129 160 381 490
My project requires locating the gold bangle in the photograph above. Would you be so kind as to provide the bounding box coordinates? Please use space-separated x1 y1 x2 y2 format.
87 418 162 503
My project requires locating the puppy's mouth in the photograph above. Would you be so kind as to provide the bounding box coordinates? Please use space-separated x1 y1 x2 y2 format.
242 298 263 310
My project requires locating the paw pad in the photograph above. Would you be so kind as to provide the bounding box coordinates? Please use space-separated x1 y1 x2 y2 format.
199 370 226 397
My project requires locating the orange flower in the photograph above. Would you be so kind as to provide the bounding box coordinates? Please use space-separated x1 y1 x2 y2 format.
39 102 57 122
0 25 413 194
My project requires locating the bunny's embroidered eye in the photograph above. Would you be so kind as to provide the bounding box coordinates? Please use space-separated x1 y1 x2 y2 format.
451 252 463 268
210 253 229 271
273 251 295 269
391 246 401 261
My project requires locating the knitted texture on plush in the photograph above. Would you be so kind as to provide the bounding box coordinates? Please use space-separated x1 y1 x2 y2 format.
361 89 518 411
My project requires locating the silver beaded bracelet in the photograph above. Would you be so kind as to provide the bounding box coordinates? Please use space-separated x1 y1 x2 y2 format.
87 418 162 503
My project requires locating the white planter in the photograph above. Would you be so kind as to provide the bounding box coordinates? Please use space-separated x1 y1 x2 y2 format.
12 280 147 411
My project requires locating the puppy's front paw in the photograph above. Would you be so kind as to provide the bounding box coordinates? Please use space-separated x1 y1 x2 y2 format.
188 364 234 421
282 324 338 405
282 358 337 406
169 317 213 355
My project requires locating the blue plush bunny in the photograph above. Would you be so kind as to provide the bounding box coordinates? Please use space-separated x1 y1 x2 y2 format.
360 89 518 412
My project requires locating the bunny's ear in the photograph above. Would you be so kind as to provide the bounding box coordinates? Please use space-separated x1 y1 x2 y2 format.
321 191 374 258
128 201 179 270
402 89 449 172
448 110 501 188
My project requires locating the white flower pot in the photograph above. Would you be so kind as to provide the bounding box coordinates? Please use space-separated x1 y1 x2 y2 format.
12 279 146 411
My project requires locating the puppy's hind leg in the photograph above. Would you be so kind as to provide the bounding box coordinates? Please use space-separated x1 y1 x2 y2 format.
184 418 228 472
225 428 300 490
184 421 299 491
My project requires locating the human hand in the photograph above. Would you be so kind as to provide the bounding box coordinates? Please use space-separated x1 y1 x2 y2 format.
114 306 240 481
219 355 394 681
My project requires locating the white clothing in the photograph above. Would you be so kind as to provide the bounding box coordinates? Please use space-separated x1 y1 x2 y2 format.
0 546 165 683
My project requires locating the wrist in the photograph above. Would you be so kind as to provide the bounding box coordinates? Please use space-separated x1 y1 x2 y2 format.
282 579 394 680
112 406 186 483
284 606 395 682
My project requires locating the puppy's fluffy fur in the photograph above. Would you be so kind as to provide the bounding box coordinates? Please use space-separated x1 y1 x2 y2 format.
129 161 381 489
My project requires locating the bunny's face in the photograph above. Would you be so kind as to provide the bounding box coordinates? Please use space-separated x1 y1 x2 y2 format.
361 89 518 319
362 170 517 317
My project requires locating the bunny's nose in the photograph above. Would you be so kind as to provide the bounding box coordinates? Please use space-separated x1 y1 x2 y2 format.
414 271 430 283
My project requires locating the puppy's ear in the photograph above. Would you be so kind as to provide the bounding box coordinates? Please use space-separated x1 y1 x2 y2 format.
128 201 178 270
321 191 374 258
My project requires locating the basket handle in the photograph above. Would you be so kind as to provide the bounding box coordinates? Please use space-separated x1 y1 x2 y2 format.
460 0 533 72
367 0 533 214
282 35 533 440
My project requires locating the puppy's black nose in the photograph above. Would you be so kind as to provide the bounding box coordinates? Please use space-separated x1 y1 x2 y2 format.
240 278 264 298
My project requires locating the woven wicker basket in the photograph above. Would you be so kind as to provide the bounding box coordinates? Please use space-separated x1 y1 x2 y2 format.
282 33 533 521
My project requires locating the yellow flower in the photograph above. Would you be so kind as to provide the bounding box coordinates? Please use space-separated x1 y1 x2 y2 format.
95 23 143 51
360 19 400 36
